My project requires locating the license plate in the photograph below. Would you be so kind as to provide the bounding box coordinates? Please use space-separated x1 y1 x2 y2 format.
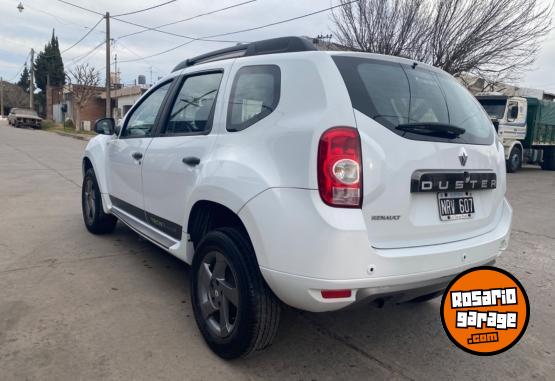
437 192 475 221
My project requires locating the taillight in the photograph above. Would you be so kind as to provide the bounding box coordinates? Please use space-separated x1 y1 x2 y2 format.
317 127 363 208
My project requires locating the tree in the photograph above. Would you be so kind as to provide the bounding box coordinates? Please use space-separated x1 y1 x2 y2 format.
35 30 65 94
17 65 30 93
66 63 100 131
332 0 553 82
1 80 28 115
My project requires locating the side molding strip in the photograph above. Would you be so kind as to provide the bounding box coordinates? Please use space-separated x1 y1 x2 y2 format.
110 207 178 250
109 195 183 242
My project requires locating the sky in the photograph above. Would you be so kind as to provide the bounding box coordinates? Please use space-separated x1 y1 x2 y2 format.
0 0 554 92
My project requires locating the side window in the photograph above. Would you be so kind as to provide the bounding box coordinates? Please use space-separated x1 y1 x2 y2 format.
164 72 223 135
227 65 280 132
122 82 171 138
507 101 519 122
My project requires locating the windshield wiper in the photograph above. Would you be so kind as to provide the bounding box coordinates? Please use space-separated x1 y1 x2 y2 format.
395 122 466 138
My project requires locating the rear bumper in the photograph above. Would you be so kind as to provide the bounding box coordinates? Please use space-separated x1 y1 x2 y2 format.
239 188 512 312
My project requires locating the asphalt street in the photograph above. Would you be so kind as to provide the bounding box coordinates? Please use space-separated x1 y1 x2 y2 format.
0 120 553 380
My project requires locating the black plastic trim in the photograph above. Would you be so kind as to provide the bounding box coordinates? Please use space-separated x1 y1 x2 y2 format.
110 195 146 221
145 212 183 241
172 36 316 71
109 195 183 241
410 170 497 193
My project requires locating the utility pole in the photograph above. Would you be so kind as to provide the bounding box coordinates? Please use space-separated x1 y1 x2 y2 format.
114 53 118 86
29 48 34 109
105 12 111 118
0 76 4 119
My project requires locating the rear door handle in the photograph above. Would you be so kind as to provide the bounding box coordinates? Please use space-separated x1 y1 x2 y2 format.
182 157 201 167
131 152 143 160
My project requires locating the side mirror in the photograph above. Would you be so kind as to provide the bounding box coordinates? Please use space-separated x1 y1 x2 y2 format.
95 118 115 135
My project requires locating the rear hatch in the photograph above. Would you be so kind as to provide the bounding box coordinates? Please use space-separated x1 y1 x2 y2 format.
333 54 505 249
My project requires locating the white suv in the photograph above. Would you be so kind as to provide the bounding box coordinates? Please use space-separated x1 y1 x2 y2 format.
82 37 512 358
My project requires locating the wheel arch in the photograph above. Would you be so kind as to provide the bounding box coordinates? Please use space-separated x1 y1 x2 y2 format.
81 135 113 196
186 200 253 252
504 140 523 161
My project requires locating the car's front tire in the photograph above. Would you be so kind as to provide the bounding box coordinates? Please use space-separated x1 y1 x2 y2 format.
82 168 117 234
191 227 281 359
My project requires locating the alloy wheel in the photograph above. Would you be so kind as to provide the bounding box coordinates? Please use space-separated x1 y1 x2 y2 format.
197 251 239 338
84 178 96 225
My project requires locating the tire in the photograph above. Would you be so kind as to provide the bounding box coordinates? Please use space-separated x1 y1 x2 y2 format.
506 146 522 173
191 227 281 359
541 147 555 171
82 168 117 234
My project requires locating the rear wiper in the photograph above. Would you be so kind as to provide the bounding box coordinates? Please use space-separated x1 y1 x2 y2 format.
395 123 466 138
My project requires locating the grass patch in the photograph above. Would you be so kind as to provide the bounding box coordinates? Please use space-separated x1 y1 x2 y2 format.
41 120 96 136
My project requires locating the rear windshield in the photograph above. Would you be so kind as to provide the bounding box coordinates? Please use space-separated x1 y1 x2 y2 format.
478 99 507 120
333 56 494 145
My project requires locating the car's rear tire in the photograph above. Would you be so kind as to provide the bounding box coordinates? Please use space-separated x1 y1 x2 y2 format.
541 147 555 171
82 168 117 234
191 227 281 359
506 146 522 173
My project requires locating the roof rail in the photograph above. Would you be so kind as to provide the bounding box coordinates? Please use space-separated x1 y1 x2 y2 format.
172 36 317 72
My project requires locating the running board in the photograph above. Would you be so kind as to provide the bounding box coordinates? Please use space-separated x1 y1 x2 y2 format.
111 207 178 250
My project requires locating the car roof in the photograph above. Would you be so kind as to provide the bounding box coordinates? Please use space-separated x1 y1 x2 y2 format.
159 36 448 84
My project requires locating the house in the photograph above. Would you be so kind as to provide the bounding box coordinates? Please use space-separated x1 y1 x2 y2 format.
48 84 105 131
100 85 148 122
47 83 149 130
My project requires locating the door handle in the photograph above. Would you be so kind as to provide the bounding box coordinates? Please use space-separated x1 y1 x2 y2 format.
131 152 143 160
182 157 201 167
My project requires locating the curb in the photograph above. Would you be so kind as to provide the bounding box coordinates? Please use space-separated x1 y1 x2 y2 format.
51 130 94 141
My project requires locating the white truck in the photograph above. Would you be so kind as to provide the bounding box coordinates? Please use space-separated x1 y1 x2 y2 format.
476 93 555 172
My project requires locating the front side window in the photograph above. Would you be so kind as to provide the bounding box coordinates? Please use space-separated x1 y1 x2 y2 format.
164 72 223 135
507 101 519 121
333 56 494 145
227 65 280 132
122 82 171 138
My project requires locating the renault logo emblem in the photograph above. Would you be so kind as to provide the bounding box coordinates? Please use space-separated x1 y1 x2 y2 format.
459 148 468 166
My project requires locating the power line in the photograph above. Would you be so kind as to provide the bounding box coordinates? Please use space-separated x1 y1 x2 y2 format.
112 16 244 43
26 4 91 29
9 53 31 82
61 16 105 55
112 0 177 17
116 0 257 40
55 0 104 16
119 0 360 64
118 40 194 63
54 0 243 44
116 40 165 74
204 0 360 39
66 41 105 66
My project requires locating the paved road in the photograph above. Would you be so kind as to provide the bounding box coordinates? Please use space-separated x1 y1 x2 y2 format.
0 120 553 380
